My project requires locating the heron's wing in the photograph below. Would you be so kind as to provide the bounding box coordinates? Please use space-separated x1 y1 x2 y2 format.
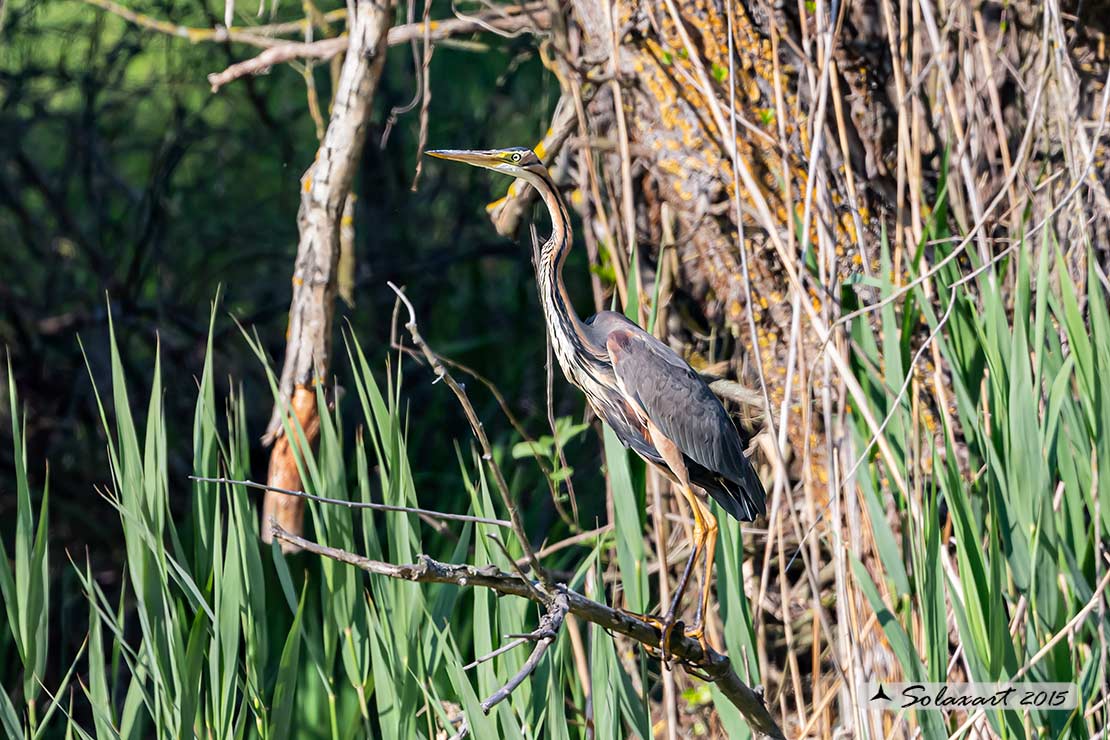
605 327 766 521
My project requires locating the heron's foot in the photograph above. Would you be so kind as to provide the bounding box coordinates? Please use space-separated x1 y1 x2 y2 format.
615 605 657 636
615 605 645 620
616 608 685 664
638 611 683 664
659 614 681 665
682 623 713 656
616 606 664 630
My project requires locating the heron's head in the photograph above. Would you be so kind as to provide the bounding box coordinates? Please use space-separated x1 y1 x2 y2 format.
426 147 544 180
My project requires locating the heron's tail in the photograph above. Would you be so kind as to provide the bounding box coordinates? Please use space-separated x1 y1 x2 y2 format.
695 463 766 522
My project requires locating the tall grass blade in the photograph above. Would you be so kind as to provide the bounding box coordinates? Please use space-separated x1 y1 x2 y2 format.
1 359 50 720
602 427 647 613
270 582 308 740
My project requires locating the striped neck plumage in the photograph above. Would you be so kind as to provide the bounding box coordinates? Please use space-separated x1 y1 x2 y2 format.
519 167 590 356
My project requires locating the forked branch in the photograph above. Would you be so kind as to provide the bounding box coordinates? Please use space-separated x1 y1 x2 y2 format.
386 281 548 587
479 592 568 713
272 523 786 739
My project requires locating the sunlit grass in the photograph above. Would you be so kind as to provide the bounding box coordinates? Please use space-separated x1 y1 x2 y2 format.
1 213 1107 738
844 187 1108 736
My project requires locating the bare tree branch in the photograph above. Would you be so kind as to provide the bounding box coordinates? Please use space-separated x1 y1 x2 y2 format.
82 0 548 54
207 37 347 91
262 0 392 550
386 282 549 586
272 523 786 739
205 6 553 92
387 4 550 47
479 593 567 713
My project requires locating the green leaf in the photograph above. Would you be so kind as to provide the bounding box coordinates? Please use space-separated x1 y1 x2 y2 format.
0 686 22 740
84 560 116 740
443 630 499 740
3 358 50 708
177 609 208 739
711 501 759 734
851 556 946 737
32 630 87 740
512 439 553 460
603 427 648 613
553 418 589 446
588 574 620 740
857 462 910 597
270 581 307 740
549 466 575 483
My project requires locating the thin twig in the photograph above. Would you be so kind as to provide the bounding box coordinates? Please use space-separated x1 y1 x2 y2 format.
408 0 435 188
190 475 512 527
479 593 568 713
207 37 348 91
82 0 549 50
515 524 610 568
381 0 424 148
388 318 580 533
462 636 529 671
387 282 549 587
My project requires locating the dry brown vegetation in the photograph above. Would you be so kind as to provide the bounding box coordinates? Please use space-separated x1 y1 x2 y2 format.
3 0 1109 738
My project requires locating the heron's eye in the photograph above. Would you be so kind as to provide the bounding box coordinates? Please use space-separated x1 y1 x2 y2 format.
511 152 522 162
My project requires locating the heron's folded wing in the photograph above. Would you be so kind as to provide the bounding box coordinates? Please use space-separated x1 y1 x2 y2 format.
606 328 765 517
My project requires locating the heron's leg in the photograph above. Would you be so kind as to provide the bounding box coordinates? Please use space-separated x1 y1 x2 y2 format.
686 494 718 653
666 508 700 621
633 485 704 663
642 420 705 663
655 484 707 662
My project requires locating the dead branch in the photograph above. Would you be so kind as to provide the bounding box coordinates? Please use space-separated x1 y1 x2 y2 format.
262 0 391 551
479 592 568 713
386 282 548 586
387 3 550 46
207 37 348 92
83 0 548 56
80 0 276 45
704 377 767 415
205 4 552 92
272 523 786 739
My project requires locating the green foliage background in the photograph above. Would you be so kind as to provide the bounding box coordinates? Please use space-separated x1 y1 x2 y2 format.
1 1 1108 738
0 0 577 556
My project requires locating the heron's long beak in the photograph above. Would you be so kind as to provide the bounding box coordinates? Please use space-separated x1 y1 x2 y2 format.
426 149 503 168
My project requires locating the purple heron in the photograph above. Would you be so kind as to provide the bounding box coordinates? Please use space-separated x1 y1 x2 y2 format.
427 147 766 656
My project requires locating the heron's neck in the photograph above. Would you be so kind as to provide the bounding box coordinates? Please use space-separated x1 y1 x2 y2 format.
519 169 595 368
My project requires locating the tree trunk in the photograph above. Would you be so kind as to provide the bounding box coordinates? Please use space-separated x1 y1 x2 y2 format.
262 0 393 550
538 0 1108 731
548 0 1107 464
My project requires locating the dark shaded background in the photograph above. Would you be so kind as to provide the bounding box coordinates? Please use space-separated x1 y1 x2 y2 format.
0 0 604 669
